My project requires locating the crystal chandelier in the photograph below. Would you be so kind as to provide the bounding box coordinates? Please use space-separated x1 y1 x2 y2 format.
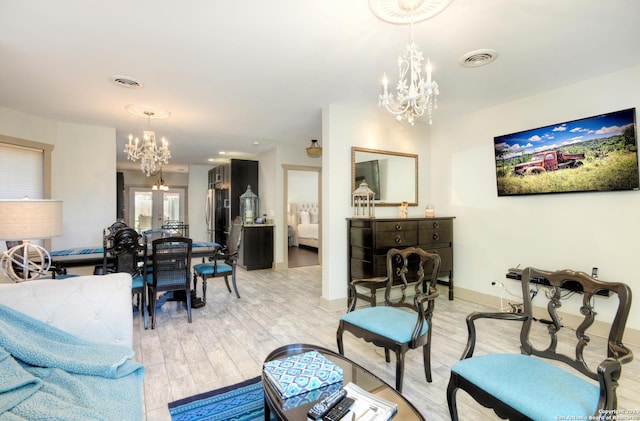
379 25 439 126
124 111 171 176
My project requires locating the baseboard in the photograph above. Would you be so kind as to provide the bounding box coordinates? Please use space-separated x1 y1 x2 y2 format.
454 286 640 347
319 296 347 312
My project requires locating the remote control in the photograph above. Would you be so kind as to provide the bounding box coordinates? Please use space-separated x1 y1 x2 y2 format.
307 388 347 420
323 396 355 421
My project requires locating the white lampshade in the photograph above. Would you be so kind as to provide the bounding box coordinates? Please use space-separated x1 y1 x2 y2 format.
0 199 63 240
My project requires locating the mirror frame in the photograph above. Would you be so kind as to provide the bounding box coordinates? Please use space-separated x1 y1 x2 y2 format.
351 147 418 206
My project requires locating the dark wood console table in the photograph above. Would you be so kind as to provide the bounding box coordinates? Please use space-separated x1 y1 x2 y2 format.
347 217 455 302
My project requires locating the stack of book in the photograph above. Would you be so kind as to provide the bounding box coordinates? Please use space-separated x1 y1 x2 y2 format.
263 350 344 399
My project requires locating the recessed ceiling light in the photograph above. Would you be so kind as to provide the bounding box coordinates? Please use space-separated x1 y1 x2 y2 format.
110 75 143 89
219 151 226 155
459 49 499 68
208 158 215 162
253 141 260 146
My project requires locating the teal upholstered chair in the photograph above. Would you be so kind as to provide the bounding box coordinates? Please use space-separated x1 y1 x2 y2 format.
193 217 243 302
147 236 192 329
447 267 633 421
337 247 441 392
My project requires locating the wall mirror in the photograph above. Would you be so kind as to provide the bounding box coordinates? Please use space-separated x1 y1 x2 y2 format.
351 147 418 206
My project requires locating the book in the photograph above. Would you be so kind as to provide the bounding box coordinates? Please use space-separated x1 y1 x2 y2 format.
263 350 343 399
343 382 397 421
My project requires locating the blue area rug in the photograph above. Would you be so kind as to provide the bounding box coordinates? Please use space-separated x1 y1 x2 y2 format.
168 376 268 421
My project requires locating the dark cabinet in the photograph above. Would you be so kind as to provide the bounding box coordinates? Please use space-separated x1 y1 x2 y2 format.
239 225 274 271
347 217 455 302
210 159 258 246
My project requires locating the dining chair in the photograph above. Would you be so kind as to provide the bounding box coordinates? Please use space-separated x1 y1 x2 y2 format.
447 267 633 421
147 236 193 329
104 227 149 329
337 247 441 392
193 216 243 302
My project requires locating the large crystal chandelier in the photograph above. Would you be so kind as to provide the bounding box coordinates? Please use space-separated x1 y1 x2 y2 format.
371 0 451 126
124 111 171 176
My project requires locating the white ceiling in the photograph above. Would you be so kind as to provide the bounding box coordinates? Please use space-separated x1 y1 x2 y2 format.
1 0 639 172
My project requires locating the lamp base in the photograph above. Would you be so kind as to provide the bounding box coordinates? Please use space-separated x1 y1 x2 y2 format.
0 241 51 282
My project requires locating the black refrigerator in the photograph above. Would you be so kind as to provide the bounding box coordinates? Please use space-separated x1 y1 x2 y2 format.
207 159 258 246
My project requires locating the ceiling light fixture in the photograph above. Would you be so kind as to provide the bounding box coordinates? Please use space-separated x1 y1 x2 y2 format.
152 169 169 191
124 110 171 177
371 0 452 126
306 139 322 158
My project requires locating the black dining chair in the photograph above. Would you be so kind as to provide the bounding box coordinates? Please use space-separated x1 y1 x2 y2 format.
193 217 243 302
103 227 149 329
146 236 193 329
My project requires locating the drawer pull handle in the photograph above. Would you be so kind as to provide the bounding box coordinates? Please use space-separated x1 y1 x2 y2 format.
394 236 402 244
433 222 440 229
433 233 440 241
394 224 402 231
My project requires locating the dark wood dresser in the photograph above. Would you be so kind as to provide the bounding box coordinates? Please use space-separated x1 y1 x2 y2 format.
347 216 455 302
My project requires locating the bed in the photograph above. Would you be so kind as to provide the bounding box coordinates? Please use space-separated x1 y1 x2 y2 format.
289 202 319 248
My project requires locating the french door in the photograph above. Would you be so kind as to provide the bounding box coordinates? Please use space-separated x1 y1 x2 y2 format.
128 187 186 232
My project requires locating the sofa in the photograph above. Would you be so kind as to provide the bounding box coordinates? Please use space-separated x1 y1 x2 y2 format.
0 273 144 420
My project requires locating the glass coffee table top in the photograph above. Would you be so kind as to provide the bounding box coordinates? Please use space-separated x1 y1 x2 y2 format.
262 343 425 420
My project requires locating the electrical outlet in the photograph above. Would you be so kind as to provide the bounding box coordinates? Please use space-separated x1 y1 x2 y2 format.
592 267 598 279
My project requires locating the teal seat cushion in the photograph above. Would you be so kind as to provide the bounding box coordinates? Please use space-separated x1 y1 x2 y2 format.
451 354 599 420
340 307 427 344
193 262 232 276
132 273 152 289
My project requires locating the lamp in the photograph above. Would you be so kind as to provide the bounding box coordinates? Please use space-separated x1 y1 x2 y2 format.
152 169 169 191
0 199 63 282
306 139 322 158
124 110 171 176
371 0 452 125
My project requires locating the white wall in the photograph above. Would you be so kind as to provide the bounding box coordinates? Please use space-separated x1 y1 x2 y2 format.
288 170 319 203
188 164 212 243
322 104 429 309
0 108 116 250
430 65 640 331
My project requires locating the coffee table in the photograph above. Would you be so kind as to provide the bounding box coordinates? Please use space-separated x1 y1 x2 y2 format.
262 343 425 420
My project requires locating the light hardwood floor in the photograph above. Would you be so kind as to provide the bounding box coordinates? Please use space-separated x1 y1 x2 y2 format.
133 265 640 421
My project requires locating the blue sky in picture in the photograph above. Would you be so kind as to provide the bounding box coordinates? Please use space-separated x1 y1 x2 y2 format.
495 108 636 159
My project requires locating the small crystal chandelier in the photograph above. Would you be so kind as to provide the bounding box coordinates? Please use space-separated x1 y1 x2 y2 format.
371 0 451 126
379 25 439 126
124 111 171 176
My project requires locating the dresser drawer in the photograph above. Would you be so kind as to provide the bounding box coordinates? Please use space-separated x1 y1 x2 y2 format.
376 221 418 248
418 219 453 245
420 246 453 274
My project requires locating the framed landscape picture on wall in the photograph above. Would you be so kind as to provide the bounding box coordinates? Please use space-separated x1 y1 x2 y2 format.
494 108 639 196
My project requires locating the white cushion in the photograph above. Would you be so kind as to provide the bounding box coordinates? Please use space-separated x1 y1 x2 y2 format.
0 273 133 348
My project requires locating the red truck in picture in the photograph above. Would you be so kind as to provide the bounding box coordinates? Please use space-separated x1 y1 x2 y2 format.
513 150 585 175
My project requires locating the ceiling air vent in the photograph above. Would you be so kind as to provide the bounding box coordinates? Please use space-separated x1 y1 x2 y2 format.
110 75 143 89
458 49 498 68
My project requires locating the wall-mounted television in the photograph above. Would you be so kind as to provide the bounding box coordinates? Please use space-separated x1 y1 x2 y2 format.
494 108 639 196
355 159 381 199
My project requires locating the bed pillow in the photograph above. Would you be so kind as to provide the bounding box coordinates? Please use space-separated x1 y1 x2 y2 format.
299 211 311 225
310 210 319 224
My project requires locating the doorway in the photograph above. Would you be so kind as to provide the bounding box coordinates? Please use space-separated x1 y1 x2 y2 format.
128 187 186 232
283 166 321 268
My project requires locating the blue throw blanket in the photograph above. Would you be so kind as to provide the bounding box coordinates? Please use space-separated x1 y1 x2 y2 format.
0 304 145 420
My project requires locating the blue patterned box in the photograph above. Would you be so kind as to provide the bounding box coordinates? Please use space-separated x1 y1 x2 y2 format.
263 351 343 399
